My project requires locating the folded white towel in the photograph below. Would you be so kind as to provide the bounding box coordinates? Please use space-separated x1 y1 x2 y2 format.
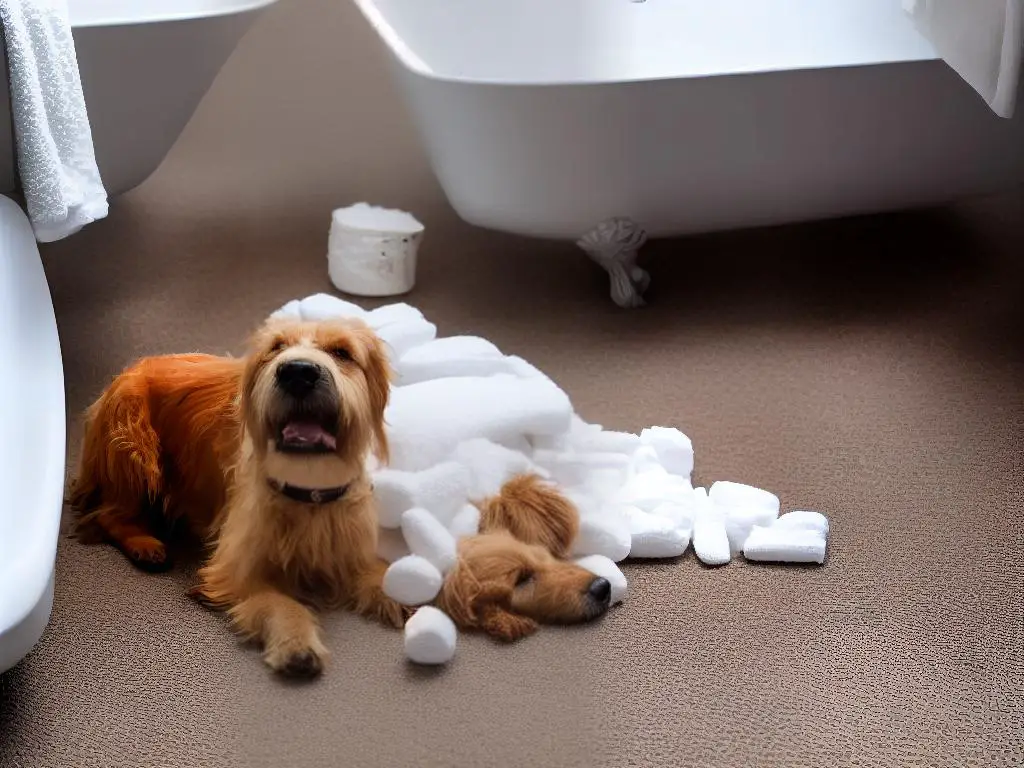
396 336 515 385
773 510 830 536
905 0 1024 118
623 506 691 559
0 0 108 242
743 525 827 565
386 374 573 471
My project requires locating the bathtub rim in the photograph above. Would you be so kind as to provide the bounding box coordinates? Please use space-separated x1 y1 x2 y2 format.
351 0 942 87
68 0 277 29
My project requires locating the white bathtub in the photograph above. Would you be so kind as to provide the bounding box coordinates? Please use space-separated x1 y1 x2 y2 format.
353 0 1024 306
0 0 275 197
0 0 274 675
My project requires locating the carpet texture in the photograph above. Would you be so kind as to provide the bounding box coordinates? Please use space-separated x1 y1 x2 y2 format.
1 191 1022 768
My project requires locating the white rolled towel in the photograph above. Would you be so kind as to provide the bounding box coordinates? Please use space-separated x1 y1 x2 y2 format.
383 555 444 605
373 461 471 528
448 503 481 540
574 555 628 604
640 426 695 478
404 606 458 665
571 505 632 562
743 525 827 564
401 507 458 574
395 336 516 385
451 438 544 499
691 487 731 566
621 506 691 559
386 374 573 471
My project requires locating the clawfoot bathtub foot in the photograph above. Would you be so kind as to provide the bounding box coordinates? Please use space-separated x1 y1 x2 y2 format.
576 217 650 308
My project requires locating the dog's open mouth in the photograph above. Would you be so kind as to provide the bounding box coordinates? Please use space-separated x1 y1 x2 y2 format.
276 421 338 454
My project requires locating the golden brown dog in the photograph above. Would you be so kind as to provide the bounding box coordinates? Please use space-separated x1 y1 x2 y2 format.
72 316 406 677
71 317 611 675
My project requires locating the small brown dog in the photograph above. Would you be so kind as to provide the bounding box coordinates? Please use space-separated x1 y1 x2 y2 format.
448 474 612 642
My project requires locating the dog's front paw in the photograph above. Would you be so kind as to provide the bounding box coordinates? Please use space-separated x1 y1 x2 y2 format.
122 535 170 572
482 611 538 643
264 639 328 680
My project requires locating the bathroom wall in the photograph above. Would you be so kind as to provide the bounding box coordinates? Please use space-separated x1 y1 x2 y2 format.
146 0 455 229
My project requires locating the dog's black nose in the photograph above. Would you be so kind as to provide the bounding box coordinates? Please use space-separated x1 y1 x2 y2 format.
276 360 322 397
587 577 611 604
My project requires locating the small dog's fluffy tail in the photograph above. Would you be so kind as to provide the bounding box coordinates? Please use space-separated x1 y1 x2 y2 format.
69 376 163 532
476 474 579 558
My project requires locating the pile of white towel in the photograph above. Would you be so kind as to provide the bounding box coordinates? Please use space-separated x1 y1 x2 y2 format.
271 294 831 665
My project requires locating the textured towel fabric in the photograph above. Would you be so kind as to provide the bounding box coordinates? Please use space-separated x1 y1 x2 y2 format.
0 0 108 241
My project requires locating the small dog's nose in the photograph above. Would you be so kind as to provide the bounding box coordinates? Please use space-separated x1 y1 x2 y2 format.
587 577 611 604
276 359 322 397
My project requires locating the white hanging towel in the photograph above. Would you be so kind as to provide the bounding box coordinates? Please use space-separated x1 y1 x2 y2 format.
904 0 1024 119
0 0 109 242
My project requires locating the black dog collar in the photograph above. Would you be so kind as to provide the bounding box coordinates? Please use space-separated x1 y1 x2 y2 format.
267 478 350 505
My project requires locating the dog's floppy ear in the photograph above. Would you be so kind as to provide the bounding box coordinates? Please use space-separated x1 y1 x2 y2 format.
348 325 394 465
437 560 538 642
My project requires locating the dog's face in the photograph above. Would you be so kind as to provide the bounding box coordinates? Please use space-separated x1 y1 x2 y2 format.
240 317 392 474
437 531 612 641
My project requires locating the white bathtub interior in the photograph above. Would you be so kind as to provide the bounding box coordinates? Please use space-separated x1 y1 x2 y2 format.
356 0 941 83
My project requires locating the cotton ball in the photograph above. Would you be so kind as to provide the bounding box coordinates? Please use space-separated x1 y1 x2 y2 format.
383 555 444 606
401 507 458 573
574 555 628 604
448 503 481 540
404 606 458 665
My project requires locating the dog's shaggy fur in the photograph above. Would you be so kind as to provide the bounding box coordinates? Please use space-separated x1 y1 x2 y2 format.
70 317 611 677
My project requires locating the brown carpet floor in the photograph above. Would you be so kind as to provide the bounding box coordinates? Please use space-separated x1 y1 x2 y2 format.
1 189 1022 768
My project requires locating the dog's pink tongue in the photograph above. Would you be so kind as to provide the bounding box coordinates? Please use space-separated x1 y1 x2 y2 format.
282 422 337 450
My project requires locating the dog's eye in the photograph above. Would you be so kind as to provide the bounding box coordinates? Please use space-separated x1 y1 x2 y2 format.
329 347 352 362
268 340 286 354
515 570 534 587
